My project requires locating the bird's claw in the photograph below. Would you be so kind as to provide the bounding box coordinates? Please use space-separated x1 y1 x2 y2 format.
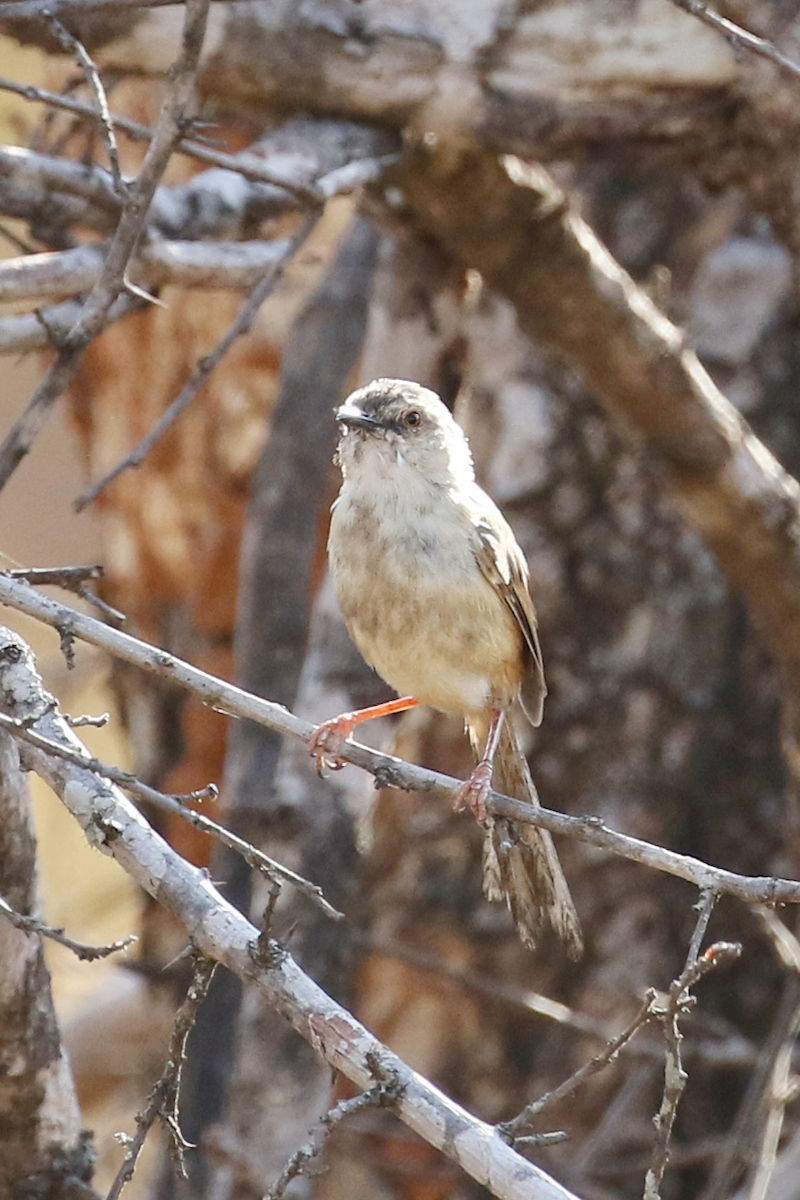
309 713 357 775
453 760 493 825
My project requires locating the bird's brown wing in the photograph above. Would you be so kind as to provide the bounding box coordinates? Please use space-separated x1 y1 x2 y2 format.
470 503 547 726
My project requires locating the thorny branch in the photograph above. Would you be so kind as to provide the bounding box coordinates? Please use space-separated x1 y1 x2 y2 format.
644 891 741 1200
106 952 217 1200
2 570 800 909
0 891 136 959
74 208 321 509
0 0 211 491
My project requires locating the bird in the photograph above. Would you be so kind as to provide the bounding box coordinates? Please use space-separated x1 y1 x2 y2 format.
310 378 582 958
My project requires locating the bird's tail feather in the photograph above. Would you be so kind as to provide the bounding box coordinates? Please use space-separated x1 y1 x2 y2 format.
468 718 583 959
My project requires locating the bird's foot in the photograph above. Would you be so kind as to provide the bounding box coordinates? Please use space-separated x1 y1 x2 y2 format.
309 712 358 775
453 760 493 825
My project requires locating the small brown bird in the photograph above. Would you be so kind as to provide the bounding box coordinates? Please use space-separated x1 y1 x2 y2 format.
311 378 582 957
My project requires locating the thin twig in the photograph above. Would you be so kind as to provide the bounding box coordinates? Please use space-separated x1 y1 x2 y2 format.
0 0 210 492
644 891 741 1200
75 208 321 510
106 952 216 1200
500 990 658 1139
0 708 342 920
669 0 800 83
0 891 136 960
47 18 123 191
2 573 800 909
265 1053 404 1200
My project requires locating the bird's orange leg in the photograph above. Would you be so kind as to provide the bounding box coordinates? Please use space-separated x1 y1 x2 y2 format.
310 696 420 773
453 707 506 825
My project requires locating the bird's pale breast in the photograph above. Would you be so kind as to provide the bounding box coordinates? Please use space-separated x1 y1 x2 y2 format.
329 471 522 720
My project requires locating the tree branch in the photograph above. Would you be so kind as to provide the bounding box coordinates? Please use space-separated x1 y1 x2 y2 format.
0 0 210 491
0 891 136 959
0 573 799 907
0 624 581 1200
0 238 297 303
0 293 143 355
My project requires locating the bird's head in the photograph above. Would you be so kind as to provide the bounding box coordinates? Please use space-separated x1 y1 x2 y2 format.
335 379 473 487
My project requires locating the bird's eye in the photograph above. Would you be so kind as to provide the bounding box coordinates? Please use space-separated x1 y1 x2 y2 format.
405 410 421 427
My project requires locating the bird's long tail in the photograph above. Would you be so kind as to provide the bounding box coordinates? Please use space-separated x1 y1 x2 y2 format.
468 717 583 959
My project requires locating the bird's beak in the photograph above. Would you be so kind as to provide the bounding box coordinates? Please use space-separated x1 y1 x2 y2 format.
335 405 385 432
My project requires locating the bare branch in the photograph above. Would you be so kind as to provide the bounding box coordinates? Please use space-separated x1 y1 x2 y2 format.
0 0 210 491
0 891 136 960
0 142 120 215
106 953 217 1200
0 238 296 303
0 707 342 920
0 624 582 1200
74 209 320 509
0 124 398 244
8 564 102 586
47 17 123 191
0 574 799 911
0 293 143 356
669 0 800 84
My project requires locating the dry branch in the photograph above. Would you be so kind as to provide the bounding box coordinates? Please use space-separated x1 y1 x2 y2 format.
0 0 210 491
0 293 142 355
0 624 581 1200
0 128 399 243
0 707 341 918
0 891 135 959
0 238 296 303
106 954 217 1199
47 17 123 191
0 572 799 908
